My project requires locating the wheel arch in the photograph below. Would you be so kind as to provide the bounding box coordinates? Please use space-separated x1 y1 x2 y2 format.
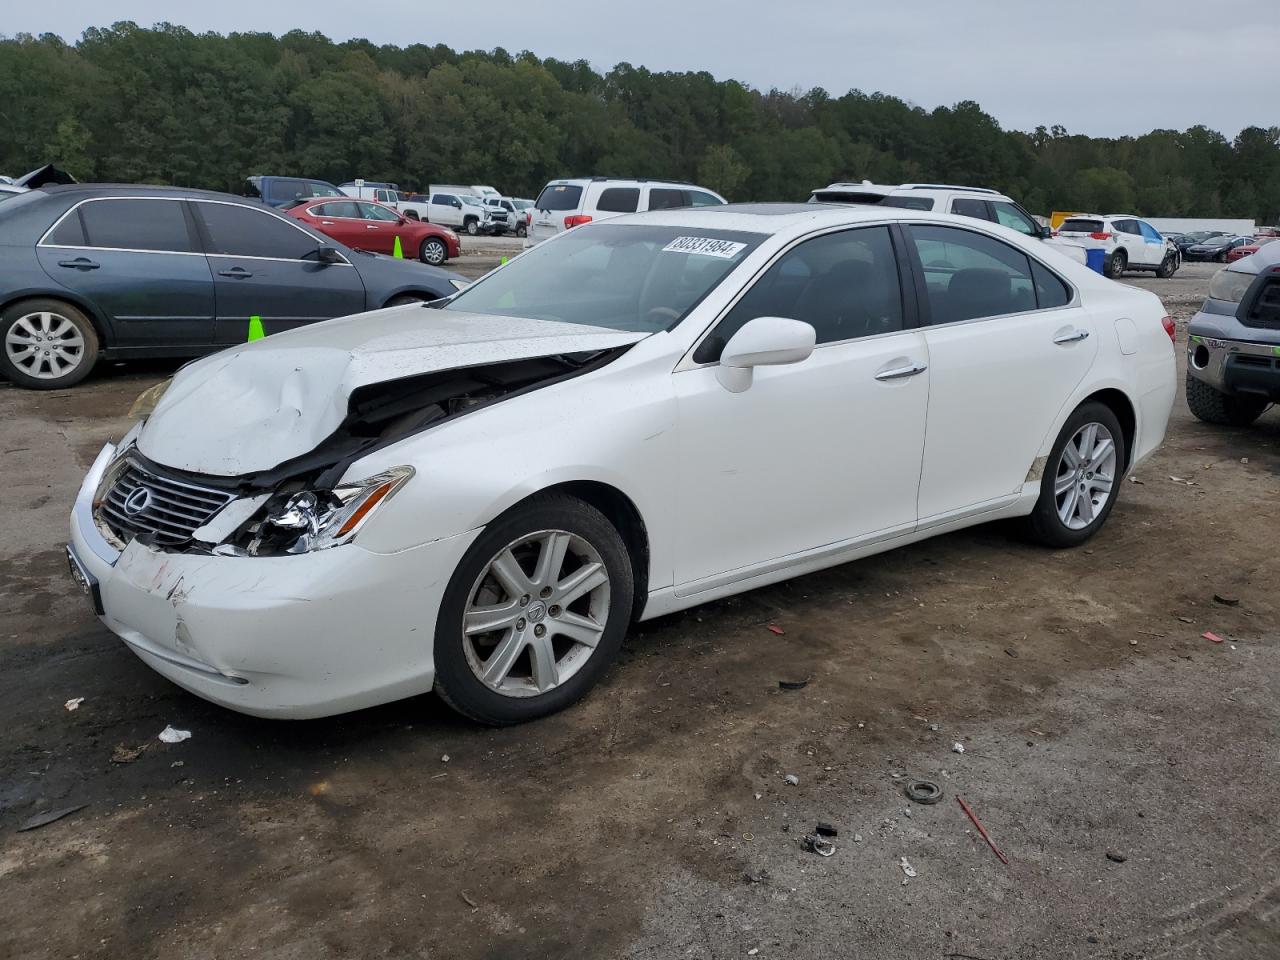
501 480 651 620
1081 387 1137 471
0 291 112 348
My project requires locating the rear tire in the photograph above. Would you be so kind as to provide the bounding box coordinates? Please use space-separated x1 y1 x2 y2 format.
1106 251 1127 279
0 298 100 390
516 223 527 238
1216 252 1228 263
1185 372 1268 426
1025 401 1126 548
433 494 634 725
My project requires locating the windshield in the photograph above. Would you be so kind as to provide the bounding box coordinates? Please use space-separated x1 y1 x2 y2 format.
442 223 765 332
513 199 533 210
460 196 485 207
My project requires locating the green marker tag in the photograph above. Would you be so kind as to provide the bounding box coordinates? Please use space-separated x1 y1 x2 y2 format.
247 315 265 341
1273 346 1280 357
501 256 508 266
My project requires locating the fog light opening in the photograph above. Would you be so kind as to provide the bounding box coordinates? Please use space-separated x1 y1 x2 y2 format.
1191 345 1210 369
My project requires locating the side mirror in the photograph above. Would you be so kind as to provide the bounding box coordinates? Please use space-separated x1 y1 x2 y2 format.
716 316 816 393
1040 225 1054 240
314 244 343 264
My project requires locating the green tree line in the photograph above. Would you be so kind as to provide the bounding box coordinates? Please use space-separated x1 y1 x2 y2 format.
2 22 1277 221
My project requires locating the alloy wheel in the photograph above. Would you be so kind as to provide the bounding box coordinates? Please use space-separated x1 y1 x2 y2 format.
422 239 446 264
1054 422 1117 530
5 311 86 380
462 529 611 698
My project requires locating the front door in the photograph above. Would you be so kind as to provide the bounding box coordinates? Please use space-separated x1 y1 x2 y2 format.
189 200 367 343
36 197 215 348
354 201 405 255
1137 221 1166 267
674 225 929 591
903 223 1098 522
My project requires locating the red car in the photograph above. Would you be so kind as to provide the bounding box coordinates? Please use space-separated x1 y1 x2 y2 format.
287 198 460 265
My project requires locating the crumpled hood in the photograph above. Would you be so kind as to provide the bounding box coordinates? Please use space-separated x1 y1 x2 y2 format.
138 307 648 476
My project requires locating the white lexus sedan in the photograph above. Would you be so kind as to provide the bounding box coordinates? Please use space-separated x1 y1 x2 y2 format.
68 204 1176 724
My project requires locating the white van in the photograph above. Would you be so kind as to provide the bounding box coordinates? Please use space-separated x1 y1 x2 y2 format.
526 177 726 246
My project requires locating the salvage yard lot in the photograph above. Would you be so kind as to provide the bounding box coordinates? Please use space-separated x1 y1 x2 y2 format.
2 262 1277 959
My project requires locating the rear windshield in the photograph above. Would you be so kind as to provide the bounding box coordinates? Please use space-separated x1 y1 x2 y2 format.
534 184 583 211
880 196 935 211
1059 219 1104 233
811 190 888 205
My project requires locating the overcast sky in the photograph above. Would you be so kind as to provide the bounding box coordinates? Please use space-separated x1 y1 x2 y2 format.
10 1 1273 138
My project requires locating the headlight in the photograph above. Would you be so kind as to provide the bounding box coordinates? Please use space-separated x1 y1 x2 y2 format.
220 466 414 556
1208 269 1253 303
128 378 172 418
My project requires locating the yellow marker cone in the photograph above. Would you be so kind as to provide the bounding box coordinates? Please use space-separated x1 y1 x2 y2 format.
393 235 404 259
247 315 265 341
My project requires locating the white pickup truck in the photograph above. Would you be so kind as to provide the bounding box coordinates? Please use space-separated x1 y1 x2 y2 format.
420 189 498 236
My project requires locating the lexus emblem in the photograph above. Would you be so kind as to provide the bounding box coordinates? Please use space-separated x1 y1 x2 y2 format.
123 486 153 517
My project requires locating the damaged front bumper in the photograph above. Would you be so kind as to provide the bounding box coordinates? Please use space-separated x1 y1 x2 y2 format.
68 443 480 718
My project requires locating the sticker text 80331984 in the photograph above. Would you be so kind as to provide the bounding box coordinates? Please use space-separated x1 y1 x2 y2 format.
661 236 747 259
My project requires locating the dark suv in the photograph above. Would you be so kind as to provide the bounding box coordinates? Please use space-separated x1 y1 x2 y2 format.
0 186 462 389
245 176 346 209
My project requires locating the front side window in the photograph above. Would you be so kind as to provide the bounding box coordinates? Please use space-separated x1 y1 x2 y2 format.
1138 221 1163 242
194 202 321 260
694 226 904 363
647 188 688 211
432 194 457 206
950 198 992 220
907 224 1037 324
359 202 401 222
443 223 764 333
595 187 640 213
992 201 1039 236
77 198 195 253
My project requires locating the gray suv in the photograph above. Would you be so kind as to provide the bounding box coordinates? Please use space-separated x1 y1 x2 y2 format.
1186 240 1280 425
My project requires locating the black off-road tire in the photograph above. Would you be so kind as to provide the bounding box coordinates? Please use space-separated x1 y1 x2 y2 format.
1185 371 1268 426
1025 401 1127 548
433 494 634 725
0 298 100 390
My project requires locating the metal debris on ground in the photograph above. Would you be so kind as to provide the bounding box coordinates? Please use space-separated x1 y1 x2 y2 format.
441 753 451 762
905 780 943 804
158 725 192 744
766 624 785 636
784 773 799 786
1178 616 1194 623
1213 594 1239 607
748 949 759 956
815 822 838 837
952 742 965 754
459 890 478 909
63 697 84 711
898 856 917 878
956 794 1009 865
802 834 836 857
778 679 808 690
1127 476 1144 484
17 803 88 832
1203 631 1225 644
1106 851 1128 863
1168 476 1198 486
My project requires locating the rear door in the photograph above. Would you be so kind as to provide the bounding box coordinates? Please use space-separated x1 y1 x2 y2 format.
306 200 366 248
530 182 584 243
1111 219 1145 266
190 200 367 343
37 197 215 348
903 223 1096 521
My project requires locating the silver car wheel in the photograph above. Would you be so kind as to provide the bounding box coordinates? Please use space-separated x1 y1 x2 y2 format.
462 529 611 698
1054 422 1117 530
5 311 86 380
422 239 446 265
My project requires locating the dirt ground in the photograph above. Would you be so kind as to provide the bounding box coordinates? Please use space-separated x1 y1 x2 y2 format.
2 261 1277 960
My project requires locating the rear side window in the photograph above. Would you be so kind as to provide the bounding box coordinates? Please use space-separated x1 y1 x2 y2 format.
951 198 992 220
688 191 725 207
311 201 361 218
269 179 305 202
907 224 1037 324
647 188 688 211
595 187 639 213
1031 260 1072 308
194 202 320 260
881 195 935 211
534 184 583 211
46 209 87 246
78 199 195 253
1059 218 1104 234
695 225 903 362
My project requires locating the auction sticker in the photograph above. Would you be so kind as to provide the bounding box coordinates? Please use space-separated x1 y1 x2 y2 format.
661 236 747 259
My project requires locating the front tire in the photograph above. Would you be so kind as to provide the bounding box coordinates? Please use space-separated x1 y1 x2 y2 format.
1186 372 1268 426
1106 251 1127 279
1026 401 1126 548
419 237 447 265
464 218 479 237
433 494 634 725
1156 255 1177 279
0 298 100 389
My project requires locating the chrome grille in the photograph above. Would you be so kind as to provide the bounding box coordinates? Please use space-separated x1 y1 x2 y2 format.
98 460 235 547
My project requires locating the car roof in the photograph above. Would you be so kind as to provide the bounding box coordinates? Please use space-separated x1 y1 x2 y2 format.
608 201 970 233
36 183 266 205
543 177 702 189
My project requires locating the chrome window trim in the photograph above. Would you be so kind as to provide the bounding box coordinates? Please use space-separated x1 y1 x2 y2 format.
675 217 1080 372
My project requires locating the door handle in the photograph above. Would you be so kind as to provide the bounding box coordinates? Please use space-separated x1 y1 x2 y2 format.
57 258 100 270
366 225 379 230
217 267 253 279
874 362 928 381
321 220 335 225
1053 329 1090 344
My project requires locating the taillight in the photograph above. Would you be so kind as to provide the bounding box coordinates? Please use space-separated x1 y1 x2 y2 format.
1089 232 1112 241
1051 230 1059 237
564 214 592 229
1161 315 1175 342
